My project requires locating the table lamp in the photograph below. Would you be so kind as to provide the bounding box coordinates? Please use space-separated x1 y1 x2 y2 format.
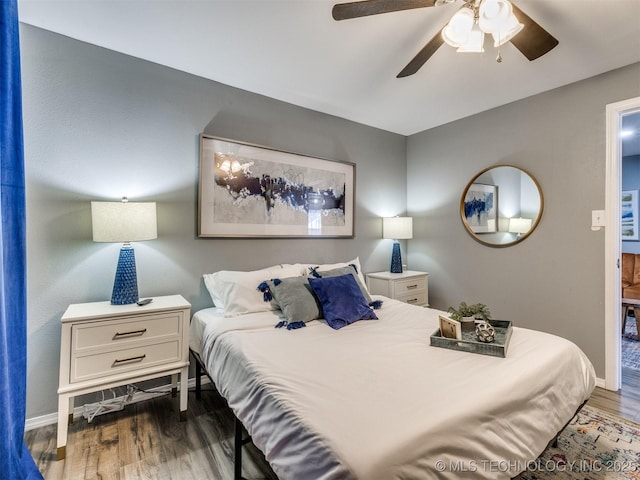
91 197 157 305
508 217 532 238
382 216 413 273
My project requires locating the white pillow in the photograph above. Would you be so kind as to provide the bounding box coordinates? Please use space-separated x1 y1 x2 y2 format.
279 263 309 276
203 264 302 317
300 257 368 291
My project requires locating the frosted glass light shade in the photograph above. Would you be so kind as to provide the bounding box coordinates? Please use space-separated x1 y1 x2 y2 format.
383 217 413 240
91 201 157 243
478 0 512 34
491 13 524 47
509 217 532 234
442 8 475 48
443 0 523 53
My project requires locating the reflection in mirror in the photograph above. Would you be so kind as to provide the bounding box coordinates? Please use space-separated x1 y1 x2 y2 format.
460 165 543 247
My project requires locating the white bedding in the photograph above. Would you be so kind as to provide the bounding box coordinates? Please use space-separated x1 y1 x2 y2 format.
192 297 596 479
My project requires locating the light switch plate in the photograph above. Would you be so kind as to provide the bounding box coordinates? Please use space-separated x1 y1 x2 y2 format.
592 210 606 227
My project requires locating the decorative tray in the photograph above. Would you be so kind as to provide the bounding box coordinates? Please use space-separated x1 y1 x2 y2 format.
430 320 513 358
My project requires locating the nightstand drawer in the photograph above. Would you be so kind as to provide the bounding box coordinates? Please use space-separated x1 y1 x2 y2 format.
394 277 427 295
396 290 428 306
70 340 181 383
72 313 182 352
366 270 429 307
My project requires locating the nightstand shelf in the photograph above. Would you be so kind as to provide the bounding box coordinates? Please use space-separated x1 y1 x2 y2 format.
56 294 191 460
366 270 429 307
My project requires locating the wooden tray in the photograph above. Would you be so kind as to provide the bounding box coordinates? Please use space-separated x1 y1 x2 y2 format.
430 320 513 358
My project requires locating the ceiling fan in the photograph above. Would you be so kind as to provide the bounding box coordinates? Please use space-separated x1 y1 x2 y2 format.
332 0 559 78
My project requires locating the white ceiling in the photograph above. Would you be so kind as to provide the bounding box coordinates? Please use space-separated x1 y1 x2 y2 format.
17 0 640 150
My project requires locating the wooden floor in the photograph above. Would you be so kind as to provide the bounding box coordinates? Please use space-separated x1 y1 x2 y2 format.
26 373 640 480
26 386 278 480
588 366 640 423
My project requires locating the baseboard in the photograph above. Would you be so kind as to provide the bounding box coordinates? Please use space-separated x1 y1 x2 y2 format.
595 377 606 389
25 377 211 432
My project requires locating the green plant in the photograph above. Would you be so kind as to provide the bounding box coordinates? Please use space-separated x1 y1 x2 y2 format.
447 302 491 322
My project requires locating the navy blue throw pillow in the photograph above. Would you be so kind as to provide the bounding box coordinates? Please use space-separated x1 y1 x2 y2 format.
308 274 378 330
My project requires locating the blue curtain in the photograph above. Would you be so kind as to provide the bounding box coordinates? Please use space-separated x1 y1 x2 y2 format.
1 2 43 479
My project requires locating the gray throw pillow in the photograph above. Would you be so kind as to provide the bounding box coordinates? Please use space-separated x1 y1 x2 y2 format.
266 276 322 324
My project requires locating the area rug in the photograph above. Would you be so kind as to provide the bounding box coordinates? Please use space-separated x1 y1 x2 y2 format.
515 405 640 479
623 317 640 370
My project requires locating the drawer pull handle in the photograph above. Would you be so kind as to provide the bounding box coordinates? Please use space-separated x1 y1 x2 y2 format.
407 298 418 304
113 354 146 366
406 284 418 290
113 328 147 339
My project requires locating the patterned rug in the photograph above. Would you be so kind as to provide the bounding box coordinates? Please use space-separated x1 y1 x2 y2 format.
515 405 640 479
623 317 640 370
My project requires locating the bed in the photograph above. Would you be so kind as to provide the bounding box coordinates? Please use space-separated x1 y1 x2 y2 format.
190 262 596 479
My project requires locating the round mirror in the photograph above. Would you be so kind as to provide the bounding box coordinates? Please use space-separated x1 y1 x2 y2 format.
460 165 543 247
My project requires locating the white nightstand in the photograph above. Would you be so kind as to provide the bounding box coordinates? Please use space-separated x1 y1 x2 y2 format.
56 294 191 460
366 270 429 307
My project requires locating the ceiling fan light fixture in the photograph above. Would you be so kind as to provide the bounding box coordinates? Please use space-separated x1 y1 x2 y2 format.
478 0 512 33
491 13 524 47
456 24 485 53
333 0 559 75
442 7 475 48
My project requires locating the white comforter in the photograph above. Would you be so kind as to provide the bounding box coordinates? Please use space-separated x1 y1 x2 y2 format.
192 297 596 480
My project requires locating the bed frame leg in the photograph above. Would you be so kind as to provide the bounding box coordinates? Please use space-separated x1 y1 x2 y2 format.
235 417 244 480
188 349 251 479
194 355 202 400
547 400 586 450
234 416 252 480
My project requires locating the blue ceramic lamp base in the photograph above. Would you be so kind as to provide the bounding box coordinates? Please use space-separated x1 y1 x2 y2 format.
390 241 403 273
111 245 139 305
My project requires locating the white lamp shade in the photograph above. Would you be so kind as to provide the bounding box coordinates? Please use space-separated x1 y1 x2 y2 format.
508 217 532 234
478 0 512 34
383 217 413 240
91 201 157 243
442 7 475 48
442 0 523 53
491 13 524 47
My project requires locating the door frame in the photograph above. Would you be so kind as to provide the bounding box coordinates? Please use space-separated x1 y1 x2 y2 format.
605 96 640 391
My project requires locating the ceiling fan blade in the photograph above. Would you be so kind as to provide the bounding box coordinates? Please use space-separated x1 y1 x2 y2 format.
332 0 436 21
509 3 559 61
397 29 444 78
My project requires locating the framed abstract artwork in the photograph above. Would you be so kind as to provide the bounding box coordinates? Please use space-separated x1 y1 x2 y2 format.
463 183 498 233
622 190 639 241
198 135 355 238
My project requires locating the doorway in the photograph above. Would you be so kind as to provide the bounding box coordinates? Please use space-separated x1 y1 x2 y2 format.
605 96 640 391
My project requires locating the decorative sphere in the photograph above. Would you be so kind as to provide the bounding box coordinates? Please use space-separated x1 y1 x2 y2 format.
475 322 496 343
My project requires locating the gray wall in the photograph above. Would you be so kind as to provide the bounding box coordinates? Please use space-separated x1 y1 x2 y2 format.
20 25 406 419
407 62 640 377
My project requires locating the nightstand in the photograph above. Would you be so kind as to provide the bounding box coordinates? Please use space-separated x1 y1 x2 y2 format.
365 270 429 307
56 294 191 460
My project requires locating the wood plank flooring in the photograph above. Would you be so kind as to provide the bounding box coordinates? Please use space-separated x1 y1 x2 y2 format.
26 375 640 480
587 367 640 423
26 386 278 480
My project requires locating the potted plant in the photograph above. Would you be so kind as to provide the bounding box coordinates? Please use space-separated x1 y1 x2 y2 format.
447 302 491 332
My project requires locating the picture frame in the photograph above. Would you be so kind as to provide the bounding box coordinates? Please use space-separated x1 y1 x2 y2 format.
198 135 355 238
622 190 639 241
439 315 462 340
463 183 498 233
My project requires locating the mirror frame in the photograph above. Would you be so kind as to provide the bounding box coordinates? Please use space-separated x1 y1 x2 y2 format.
460 164 544 247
